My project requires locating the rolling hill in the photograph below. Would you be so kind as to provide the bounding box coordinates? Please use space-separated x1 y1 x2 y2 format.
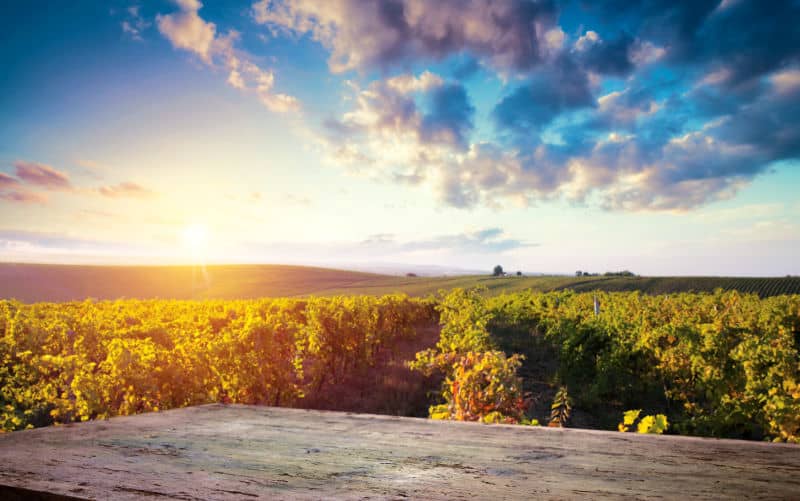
1 263 798 302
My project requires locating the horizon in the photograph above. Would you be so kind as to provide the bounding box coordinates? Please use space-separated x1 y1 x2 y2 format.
0 261 794 279
2 1 799 276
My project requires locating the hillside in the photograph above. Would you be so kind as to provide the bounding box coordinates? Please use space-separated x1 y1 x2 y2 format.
1 263 799 302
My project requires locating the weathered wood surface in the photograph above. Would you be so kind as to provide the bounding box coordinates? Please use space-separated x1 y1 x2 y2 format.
0 404 798 500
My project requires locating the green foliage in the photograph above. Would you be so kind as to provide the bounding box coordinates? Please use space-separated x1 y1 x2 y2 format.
0 295 437 432
410 289 531 424
638 414 669 434
2 287 798 444
410 288 494 376
485 289 800 442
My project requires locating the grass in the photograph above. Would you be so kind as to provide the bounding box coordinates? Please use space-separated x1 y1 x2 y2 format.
1 263 798 302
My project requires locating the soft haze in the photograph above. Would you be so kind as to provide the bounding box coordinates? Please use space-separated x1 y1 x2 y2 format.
1 0 798 275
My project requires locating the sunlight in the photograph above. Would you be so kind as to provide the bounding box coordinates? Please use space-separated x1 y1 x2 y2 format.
181 223 210 260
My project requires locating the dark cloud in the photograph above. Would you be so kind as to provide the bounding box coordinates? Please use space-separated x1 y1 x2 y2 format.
584 0 800 87
575 32 635 76
421 83 475 148
493 56 593 138
711 80 800 160
254 0 559 73
297 0 800 211
672 0 800 89
451 57 481 80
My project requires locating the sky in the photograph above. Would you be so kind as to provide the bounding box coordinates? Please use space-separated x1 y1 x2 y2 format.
0 0 799 276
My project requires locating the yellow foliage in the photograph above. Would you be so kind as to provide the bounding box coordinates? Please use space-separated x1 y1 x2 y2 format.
0 295 436 431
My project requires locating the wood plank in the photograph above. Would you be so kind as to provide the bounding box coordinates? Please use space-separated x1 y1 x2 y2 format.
0 404 798 500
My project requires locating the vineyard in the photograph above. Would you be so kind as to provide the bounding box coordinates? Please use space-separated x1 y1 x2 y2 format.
1 289 798 443
555 275 800 297
0 295 440 431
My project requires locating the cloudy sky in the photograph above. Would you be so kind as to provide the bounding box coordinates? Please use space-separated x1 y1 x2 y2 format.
1 0 798 275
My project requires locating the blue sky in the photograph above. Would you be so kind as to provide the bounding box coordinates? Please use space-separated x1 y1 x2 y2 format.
0 0 798 275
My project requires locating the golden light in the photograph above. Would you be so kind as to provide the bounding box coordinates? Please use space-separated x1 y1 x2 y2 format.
181 223 210 259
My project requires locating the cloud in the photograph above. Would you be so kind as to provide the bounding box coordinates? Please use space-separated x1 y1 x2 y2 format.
585 0 800 87
323 71 472 150
573 31 635 76
252 0 559 73
97 182 156 199
0 230 156 264
266 0 799 212
14 161 72 190
595 88 660 127
420 83 475 148
492 56 594 139
361 227 534 254
0 190 48 205
386 71 444 94
0 173 20 189
121 5 151 41
157 0 300 113
156 1 216 62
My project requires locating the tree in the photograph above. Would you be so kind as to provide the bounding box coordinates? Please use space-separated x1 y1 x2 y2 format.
516 271 522 276
492 265 504 276
575 270 582 277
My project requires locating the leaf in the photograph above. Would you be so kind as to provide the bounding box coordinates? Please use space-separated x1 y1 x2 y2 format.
623 409 642 426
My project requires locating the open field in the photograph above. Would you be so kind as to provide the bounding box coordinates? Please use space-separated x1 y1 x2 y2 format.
1 263 799 302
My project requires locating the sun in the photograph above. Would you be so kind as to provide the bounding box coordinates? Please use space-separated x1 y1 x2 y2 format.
181 224 210 258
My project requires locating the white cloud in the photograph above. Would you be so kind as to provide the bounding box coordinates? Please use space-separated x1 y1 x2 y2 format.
629 40 666 66
574 31 600 52
544 27 566 54
156 3 216 62
771 68 800 95
385 71 444 94
121 4 151 41
156 0 300 113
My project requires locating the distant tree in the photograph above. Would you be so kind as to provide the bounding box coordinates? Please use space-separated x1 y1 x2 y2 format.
405 272 418 277
603 270 636 277
493 265 504 276
575 270 582 277
516 271 522 276
582 271 591 276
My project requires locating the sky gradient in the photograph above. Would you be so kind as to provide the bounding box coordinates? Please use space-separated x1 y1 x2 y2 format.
1 0 799 275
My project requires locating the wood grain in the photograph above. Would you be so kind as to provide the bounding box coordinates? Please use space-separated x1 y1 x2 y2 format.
0 404 798 500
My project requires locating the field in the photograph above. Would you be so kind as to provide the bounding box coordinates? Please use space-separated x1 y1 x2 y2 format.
2 263 800 302
2 288 798 444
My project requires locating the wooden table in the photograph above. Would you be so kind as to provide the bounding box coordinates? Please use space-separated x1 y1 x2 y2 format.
0 404 798 499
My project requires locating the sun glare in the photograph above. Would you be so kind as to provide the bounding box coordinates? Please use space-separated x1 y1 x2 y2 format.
181 224 210 259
